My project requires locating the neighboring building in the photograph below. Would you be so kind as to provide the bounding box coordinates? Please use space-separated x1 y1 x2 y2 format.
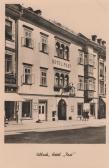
4 4 106 123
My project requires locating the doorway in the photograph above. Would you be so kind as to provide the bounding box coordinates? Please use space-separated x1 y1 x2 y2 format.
38 100 47 121
58 99 67 120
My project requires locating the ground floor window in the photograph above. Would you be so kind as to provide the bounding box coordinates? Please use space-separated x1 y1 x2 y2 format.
77 103 83 116
90 103 95 116
22 100 32 118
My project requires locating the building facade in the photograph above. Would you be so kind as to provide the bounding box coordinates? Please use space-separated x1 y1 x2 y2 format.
5 4 106 123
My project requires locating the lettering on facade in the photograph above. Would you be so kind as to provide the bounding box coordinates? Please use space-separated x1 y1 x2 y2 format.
52 58 71 70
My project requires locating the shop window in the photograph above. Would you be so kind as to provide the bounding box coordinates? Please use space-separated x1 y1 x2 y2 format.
22 101 32 118
77 103 83 116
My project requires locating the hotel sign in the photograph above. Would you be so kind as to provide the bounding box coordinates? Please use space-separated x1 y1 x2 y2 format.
52 58 71 71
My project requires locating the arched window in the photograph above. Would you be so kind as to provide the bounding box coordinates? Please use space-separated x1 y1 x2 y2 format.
54 73 59 87
64 46 69 60
60 44 65 59
60 74 64 87
64 75 69 87
56 42 60 57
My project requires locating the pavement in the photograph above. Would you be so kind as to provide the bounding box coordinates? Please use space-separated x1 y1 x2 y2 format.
4 118 106 135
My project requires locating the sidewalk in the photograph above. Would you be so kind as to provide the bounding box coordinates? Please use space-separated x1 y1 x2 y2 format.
5 118 106 135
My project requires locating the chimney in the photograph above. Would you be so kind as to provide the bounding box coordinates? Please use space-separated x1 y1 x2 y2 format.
27 7 34 11
34 10 42 16
91 35 97 42
102 40 106 46
97 38 102 45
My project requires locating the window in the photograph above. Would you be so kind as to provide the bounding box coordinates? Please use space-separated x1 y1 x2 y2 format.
54 70 69 91
85 53 94 66
78 76 84 90
23 28 33 48
22 100 32 118
40 35 48 53
64 46 69 60
100 81 104 94
78 50 84 64
5 20 12 40
85 78 95 91
77 103 83 116
100 62 104 77
88 66 93 76
23 65 32 84
55 41 69 60
54 73 59 87
5 55 13 73
40 68 47 86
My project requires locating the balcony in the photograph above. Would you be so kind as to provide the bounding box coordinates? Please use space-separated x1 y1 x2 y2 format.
54 85 70 92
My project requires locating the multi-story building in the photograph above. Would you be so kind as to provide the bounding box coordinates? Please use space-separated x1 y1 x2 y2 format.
4 4 106 123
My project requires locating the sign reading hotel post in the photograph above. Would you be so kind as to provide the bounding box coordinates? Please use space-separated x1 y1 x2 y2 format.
52 58 71 71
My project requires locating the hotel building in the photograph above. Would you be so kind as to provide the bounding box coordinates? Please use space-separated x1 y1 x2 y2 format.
5 4 106 123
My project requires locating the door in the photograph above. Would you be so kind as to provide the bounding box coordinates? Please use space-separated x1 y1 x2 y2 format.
38 102 47 121
58 99 67 120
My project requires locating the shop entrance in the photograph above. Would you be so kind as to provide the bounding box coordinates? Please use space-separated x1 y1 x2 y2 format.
38 101 47 121
58 99 67 120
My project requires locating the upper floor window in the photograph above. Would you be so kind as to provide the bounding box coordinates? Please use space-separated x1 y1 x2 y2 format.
39 34 48 54
85 53 94 66
22 64 32 85
88 66 93 76
99 62 104 77
55 41 69 60
5 54 13 74
40 68 48 86
5 20 12 40
85 78 95 91
78 76 84 90
54 70 69 91
78 50 84 65
22 27 33 49
100 81 104 95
